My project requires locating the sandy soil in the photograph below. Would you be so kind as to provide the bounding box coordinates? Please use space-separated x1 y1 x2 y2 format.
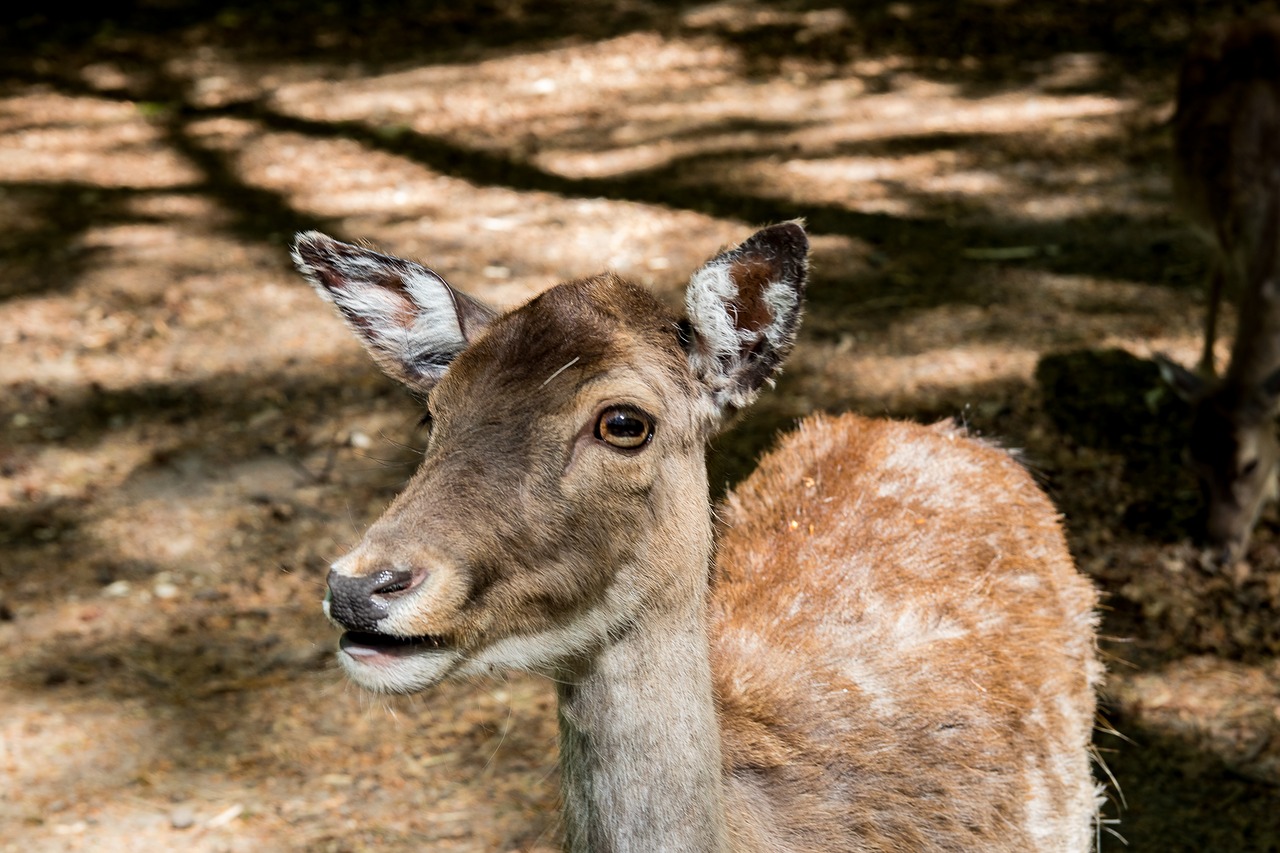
3 1 1280 850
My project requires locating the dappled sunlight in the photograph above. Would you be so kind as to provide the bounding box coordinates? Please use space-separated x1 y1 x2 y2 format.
259 24 1141 230
0 697 170 807
769 146 1156 220
221 121 747 303
2 0 1275 849
271 33 742 149
721 89 1142 220
801 87 1129 147
0 227 329 389
0 94 202 187
796 341 1044 409
1110 655 1280 783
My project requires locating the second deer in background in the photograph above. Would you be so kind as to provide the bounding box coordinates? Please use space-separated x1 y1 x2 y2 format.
1160 17 1280 563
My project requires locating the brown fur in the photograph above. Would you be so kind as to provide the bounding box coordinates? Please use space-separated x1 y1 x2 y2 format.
713 415 1099 850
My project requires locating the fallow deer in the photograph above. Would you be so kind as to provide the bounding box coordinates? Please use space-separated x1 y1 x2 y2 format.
292 223 1102 852
1160 17 1280 562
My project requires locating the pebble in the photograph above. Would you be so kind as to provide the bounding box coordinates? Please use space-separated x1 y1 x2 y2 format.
170 806 195 830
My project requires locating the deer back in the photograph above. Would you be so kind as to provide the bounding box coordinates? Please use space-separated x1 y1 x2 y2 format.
710 414 1101 851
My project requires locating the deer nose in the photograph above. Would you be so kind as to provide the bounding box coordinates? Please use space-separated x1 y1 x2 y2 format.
326 568 417 632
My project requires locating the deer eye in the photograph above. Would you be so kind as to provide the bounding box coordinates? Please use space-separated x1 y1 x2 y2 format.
594 407 654 450
1241 458 1260 478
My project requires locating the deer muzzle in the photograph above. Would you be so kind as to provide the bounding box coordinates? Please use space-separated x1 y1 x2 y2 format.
326 567 418 632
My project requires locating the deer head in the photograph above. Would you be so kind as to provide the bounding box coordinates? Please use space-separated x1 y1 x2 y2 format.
291 224 808 693
1159 357 1280 561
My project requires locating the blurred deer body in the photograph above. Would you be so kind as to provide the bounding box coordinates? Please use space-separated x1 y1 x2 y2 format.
292 224 1101 852
1163 17 1280 559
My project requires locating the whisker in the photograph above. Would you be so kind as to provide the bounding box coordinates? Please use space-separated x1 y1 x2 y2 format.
541 356 580 388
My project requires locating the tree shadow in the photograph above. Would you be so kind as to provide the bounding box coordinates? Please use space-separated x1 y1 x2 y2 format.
4 55 1199 333
3 0 664 72
0 62 346 303
227 90 1195 304
0 359 409 449
1096 710 1280 852
685 0 1251 101
0 497 92 592
0 359 426 612
0 182 167 300
4 0 1250 101
1035 348 1201 542
4 3 1276 847
2 0 1214 326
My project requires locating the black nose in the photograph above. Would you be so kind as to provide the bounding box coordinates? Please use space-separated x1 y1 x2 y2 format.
327 568 416 632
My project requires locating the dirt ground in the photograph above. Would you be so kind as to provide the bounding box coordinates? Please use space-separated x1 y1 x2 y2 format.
4 0 1280 850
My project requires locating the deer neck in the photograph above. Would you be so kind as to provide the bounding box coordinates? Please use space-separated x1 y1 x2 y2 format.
1226 189 1280 392
555 586 728 853
1226 276 1280 392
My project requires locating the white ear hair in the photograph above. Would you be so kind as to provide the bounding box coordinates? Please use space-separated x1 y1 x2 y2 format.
292 232 496 391
1154 354 1208 404
684 222 809 425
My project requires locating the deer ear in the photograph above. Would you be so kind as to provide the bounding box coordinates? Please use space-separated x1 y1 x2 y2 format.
1155 353 1208 403
684 222 809 423
1259 366 1280 409
292 232 497 392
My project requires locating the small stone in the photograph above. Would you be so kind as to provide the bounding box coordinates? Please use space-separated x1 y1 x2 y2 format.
170 805 195 830
103 580 131 598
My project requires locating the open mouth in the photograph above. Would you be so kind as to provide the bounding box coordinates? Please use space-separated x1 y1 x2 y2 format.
335 628 461 692
339 630 450 656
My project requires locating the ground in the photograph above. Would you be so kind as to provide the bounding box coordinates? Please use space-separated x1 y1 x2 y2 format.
3 1 1280 850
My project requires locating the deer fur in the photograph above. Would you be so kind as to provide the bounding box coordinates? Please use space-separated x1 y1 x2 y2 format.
1161 16 1280 561
292 223 1102 852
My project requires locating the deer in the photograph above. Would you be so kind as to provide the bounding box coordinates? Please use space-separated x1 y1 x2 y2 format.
1159 16 1280 563
291 222 1103 852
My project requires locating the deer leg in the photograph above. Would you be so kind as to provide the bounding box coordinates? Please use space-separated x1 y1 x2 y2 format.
1199 260 1224 377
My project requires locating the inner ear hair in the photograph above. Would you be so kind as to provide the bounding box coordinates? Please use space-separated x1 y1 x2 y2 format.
684 222 810 417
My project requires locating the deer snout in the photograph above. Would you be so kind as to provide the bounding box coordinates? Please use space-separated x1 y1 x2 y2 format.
1201 498 1253 567
326 567 420 632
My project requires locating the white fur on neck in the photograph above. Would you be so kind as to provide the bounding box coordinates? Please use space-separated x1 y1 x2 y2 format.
556 602 729 853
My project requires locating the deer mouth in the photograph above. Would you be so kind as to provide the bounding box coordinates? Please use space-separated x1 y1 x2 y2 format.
335 628 462 693
339 630 451 657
